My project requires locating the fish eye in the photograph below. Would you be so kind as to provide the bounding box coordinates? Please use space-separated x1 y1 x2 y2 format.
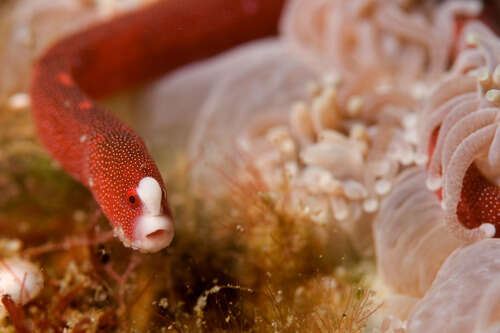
127 189 140 208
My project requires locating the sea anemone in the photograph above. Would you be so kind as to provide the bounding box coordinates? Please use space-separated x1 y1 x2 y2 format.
281 0 481 83
419 22 500 241
175 36 427 254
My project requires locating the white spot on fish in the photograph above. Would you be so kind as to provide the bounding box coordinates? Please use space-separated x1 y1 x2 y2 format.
136 177 162 215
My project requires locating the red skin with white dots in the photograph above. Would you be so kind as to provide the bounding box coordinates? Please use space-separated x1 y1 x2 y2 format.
31 63 172 245
30 0 286 250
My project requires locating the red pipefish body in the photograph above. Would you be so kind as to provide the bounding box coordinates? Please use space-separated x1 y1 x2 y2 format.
30 0 286 252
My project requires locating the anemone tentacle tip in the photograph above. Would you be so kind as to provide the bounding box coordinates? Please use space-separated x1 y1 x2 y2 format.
480 223 496 238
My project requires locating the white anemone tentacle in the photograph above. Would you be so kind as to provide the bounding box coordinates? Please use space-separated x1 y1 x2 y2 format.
388 166 423 192
426 93 477 137
472 279 500 333
419 76 477 154
422 93 476 159
321 1 344 67
374 4 432 48
400 45 426 82
463 22 500 64
427 96 478 182
387 207 445 285
326 6 348 68
280 0 332 71
423 76 477 120
432 0 482 78
406 239 500 333
443 124 497 241
473 43 499 75
411 220 459 295
381 170 428 215
451 49 487 75
441 109 498 176
389 192 438 243
289 103 315 144
374 167 463 298
357 20 380 67
488 124 500 166
362 91 414 120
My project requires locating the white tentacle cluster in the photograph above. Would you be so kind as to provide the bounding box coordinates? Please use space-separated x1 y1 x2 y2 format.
234 71 422 254
183 0 482 255
418 22 500 242
281 0 481 83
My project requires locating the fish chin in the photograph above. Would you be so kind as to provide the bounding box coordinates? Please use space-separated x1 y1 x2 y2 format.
131 214 174 253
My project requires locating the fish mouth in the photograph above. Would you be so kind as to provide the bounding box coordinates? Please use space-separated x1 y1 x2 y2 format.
131 214 174 253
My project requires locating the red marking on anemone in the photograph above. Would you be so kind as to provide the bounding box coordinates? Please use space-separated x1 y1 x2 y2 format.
428 128 443 200
427 127 440 169
457 164 500 237
435 187 443 201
